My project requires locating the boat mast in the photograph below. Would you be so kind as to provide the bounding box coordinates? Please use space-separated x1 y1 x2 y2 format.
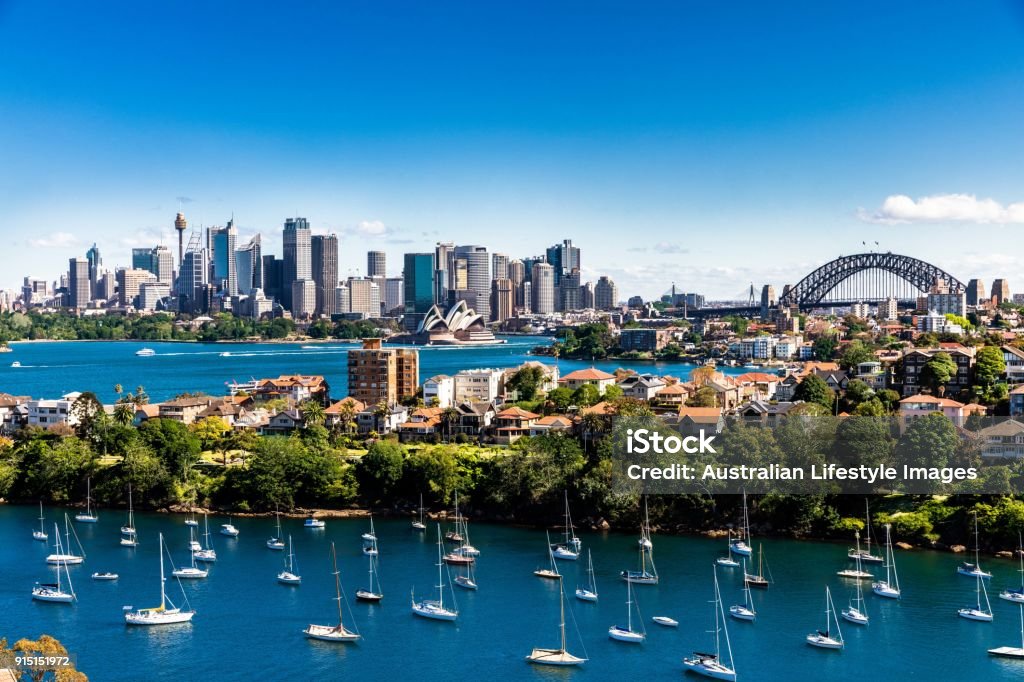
159 532 167 610
332 543 344 629
436 525 445 609
559 580 567 653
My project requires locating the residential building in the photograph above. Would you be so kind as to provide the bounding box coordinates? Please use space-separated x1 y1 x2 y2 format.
254 375 330 405
530 415 574 437
531 262 555 314
675 406 725 437
966 279 986 306
324 397 367 431
976 420 1024 459
1011 385 1024 417
423 375 455 408
850 301 869 318
347 338 419 405
594 275 618 310
900 345 976 396
925 292 966 317
311 233 339 317
453 368 505 404
992 278 1011 305
158 396 213 425
617 374 666 401
1003 345 1024 384
559 368 616 393
878 297 899 321
27 392 81 428
282 217 311 310
492 406 540 444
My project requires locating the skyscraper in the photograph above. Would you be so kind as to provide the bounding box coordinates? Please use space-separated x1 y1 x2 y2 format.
367 251 387 278
291 279 317 319
992 279 1011 305
85 243 102 299
531 262 555 314
261 254 283 304
492 253 509 281
345 278 381 317
490 278 514 323
282 217 312 311
209 220 238 296
966 279 986 307
594 275 618 310
384 277 404 316
434 241 454 305
545 239 580 286
403 253 435 332
454 245 490 320
68 258 90 309
311 234 339 316
507 259 526 309
152 245 174 285
132 248 154 273
235 235 262 295
559 269 582 312
178 234 208 314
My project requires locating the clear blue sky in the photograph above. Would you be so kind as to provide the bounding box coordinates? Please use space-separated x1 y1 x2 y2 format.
2 0 1023 299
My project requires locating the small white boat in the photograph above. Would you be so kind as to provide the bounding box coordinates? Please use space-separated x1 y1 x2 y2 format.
124 533 195 625
526 575 586 667
575 550 598 602
552 491 581 561
412 525 458 621
10 361 22 368
552 545 579 561
841 532 870 625
278 535 302 585
638 495 654 552
220 521 239 537
608 579 645 643
120 536 138 548
74 477 98 523
46 514 85 565
304 516 325 529
219 351 231 357
652 616 678 627
872 523 902 599
684 568 736 680
33 523 76 604
171 539 208 579
729 559 757 622
135 348 156 357
454 574 478 590
716 531 740 567
958 511 992 579
988 600 1024 659
730 491 753 557
806 586 844 650
534 532 561 580
959 565 993 622
194 513 217 563
92 572 119 581
412 494 427 531
32 501 48 542
121 485 137 538
848 499 884 564
1000 537 1024 603
304 543 361 642
184 515 199 527
267 509 285 550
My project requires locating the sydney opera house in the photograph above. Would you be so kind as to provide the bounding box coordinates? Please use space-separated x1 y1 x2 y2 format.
392 300 504 345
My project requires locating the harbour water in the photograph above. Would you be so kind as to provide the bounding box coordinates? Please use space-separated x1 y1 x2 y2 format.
0 338 744 402
3 505 1023 681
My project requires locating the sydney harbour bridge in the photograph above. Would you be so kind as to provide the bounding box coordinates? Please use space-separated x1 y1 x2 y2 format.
682 252 966 319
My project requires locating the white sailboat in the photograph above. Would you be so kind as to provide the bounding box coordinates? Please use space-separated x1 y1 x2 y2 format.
684 568 737 680
729 490 753 557
729 558 756 621
184 510 198 527
988 601 1024 659
304 515 325 529
848 499 883 564
32 523 76 603
277 535 301 585
193 512 217 563
362 517 379 557
46 514 85 565
124 532 195 625
744 543 770 589
361 515 377 543
622 541 658 585
304 543 361 641
74 477 98 523
220 516 239 537
356 549 383 600
412 493 427 531
120 486 138 547
608 578 646 643
552 491 581 560
267 507 285 550
454 560 478 591
872 523 901 599
534 531 562 580
188 526 201 552
998 532 1024 604
412 524 458 621
575 549 598 602
716 531 740 567
837 531 873 580
842 545 870 625
526 577 587 666
171 531 208 579
450 506 480 558
806 586 844 650
958 566 994 621
638 495 653 551
444 492 464 543
958 511 992 580
32 501 48 542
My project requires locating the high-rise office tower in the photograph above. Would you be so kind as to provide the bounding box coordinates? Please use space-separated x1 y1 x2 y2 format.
209 220 238 296
403 253 436 332
966 279 986 307
594 275 618 310
117 268 156 308
312 234 339 316
345 278 381 317
507 259 526 308
132 248 154 272
152 245 174 285
291 279 317 319
85 243 102 299
545 239 580 286
261 255 283 304
367 251 387 278
492 253 509 281
68 258 90 309
434 241 454 305
178 234 208 314
991 278 1011 305
384 277 404 316
490 278 515 323
559 269 582 312
282 217 311 310
531 262 555 314
580 281 595 309
454 245 490 320
235 235 262 295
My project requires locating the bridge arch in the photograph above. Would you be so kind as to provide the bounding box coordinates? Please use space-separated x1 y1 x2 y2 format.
778 252 964 307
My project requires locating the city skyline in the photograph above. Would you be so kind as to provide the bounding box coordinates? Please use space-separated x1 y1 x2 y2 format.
3 1 1024 297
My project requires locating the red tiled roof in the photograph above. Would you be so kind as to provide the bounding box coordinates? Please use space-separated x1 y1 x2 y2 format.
496 406 541 419
561 368 616 382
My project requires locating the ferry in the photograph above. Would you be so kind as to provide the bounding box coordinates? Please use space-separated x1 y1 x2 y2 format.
135 348 156 357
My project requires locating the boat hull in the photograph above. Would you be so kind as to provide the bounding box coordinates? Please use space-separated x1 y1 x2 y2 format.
412 602 457 621
74 515 98 523
277 572 302 585
125 609 194 626
621 571 658 585
872 582 900 599
32 588 74 603
989 646 1024 659
46 554 83 565
526 648 585 666
608 626 644 643
958 608 993 621
806 634 843 649
652 616 679 627
303 624 360 641
683 659 737 681
728 606 755 621
998 590 1024 604
92 573 118 581
534 569 561 580
575 589 598 602
171 568 208 579
552 547 579 561
355 590 383 601
841 608 869 625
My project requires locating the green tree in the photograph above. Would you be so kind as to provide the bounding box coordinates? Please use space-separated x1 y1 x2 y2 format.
813 333 838 360
506 365 545 401
919 352 958 396
793 374 835 411
300 400 326 427
839 340 875 370
974 345 1006 390
356 440 406 503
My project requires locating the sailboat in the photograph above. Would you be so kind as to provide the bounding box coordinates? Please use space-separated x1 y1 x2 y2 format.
120 486 138 547
46 514 85 565
411 524 458 621
848 499 883 564
32 523 76 603
444 492 465 543
356 549 383 600
958 511 992 579
608 578 646 643
451 507 480 558
622 541 658 585
729 559 756 621
553 491 581 560
837 531 873 580
32 501 48 542
842 545 870 625
526 577 587 666
412 493 427 531
716 531 740 567
193 512 217 563
729 490 753 557
220 516 240 537
744 543 770 589
74 477 98 523
534 532 562 580
684 568 737 680
267 507 285 550
124 532 196 625
999 533 1024 604
277 535 301 585
806 586 844 650
188 526 202 552
171 530 209 579
958 566 994 621
304 543 361 641
575 549 598 602
454 559 478 591
988 602 1024 659
362 530 379 557
361 515 377 543
638 496 654 551
184 510 198 527
872 523 901 599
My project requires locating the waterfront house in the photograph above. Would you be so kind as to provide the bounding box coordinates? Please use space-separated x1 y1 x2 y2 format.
899 345 976 397
397 407 444 442
813 368 850 392
976 419 1024 459
492 406 541 444
735 372 780 401
132 404 160 425
356 403 409 435
26 392 81 429
0 393 28 433
158 396 213 425
898 394 969 431
530 415 575 437
737 400 799 427
253 374 330 406
774 374 801 401
453 368 505 405
617 374 666 401
260 409 305 435
504 361 560 395
324 397 366 431
1003 345 1024 384
654 381 693 407
675 406 725 436
559 367 617 394
452 401 497 437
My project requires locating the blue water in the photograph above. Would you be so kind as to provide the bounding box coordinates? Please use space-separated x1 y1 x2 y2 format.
0 338 744 402
2 506 1023 681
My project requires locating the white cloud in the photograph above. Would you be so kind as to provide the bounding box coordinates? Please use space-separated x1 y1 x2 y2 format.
858 193 1024 224
356 219 388 236
28 231 81 248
